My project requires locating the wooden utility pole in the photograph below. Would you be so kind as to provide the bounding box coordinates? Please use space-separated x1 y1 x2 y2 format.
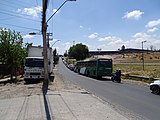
42 0 49 86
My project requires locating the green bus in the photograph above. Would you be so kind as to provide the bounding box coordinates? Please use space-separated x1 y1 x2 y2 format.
75 58 112 78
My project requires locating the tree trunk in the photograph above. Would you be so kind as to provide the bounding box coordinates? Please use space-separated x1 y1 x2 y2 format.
10 68 13 82
10 67 17 83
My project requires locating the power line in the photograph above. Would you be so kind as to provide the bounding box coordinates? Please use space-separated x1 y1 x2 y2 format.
0 1 42 22
0 22 41 31
0 17 15 21
0 10 41 22
16 0 39 7
3 0 31 8
0 2 19 9
2 0 41 10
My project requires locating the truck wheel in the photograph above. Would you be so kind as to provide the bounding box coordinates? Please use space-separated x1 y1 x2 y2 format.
24 79 29 84
151 85 160 95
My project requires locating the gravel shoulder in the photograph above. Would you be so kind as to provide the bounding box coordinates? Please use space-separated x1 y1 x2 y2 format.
0 68 81 100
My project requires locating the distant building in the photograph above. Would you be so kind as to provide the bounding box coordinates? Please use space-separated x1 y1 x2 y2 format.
89 48 151 56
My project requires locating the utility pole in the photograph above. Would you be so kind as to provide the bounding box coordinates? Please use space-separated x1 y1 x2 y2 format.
42 0 49 86
142 40 146 70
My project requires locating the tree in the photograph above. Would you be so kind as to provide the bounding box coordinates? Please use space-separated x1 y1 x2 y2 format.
68 43 89 60
121 45 125 58
63 50 68 57
53 48 59 64
121 45 125 52
0 28 27 81
150 45 153 51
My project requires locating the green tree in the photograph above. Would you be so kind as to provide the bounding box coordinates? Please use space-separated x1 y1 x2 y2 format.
68 43 89 60
53 48 59 64
121 45 125 52
121 45 125 58
63 50 68 57
0 28 27 81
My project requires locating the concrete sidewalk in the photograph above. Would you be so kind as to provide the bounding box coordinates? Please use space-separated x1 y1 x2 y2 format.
0 88 128 120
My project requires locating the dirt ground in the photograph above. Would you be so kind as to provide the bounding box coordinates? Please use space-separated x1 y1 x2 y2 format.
0 68 80 100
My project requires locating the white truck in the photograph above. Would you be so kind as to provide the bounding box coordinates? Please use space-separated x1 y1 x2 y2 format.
24 46 53 82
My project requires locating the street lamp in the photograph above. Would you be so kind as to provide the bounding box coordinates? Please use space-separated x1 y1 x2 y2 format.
47 0 76 23
142 40 147 70
28 32 41 35
51 40 61 48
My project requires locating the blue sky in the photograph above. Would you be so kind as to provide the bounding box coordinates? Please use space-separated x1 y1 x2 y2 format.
0 0 160 54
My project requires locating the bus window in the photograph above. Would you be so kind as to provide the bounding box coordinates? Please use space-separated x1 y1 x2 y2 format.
99 59 112 67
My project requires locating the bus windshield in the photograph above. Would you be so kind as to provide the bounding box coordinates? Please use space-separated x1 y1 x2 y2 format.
25 58 44 67
98 59 112 67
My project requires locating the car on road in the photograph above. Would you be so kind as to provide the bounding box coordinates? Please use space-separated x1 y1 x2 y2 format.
150 80 160 95
68 64 75 71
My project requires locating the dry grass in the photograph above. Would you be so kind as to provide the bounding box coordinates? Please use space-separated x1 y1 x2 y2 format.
113 64 160 78
114 52 160 63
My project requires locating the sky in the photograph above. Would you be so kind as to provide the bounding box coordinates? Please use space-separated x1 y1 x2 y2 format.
0 0 160 55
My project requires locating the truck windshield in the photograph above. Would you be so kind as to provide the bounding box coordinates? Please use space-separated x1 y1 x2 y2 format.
25 58 44 67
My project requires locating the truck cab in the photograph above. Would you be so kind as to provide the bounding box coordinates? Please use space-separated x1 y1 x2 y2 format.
24 57 44 81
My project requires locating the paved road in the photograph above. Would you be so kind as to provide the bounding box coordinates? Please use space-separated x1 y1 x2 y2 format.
58 58 160 120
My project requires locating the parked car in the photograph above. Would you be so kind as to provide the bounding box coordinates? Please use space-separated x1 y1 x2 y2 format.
68 64 75 71
150 80 160 95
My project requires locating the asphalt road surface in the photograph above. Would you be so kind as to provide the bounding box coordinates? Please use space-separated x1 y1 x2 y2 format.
58 58 160 120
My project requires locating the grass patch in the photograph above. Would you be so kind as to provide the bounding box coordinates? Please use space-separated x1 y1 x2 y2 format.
113 64 160 79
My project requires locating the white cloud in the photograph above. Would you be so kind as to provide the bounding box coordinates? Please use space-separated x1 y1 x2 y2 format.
102 36 123 48
17 6 42 17
99 36 111 41
88 35 124 51
131 32 150 44
123 10 144 20
23 34 34 39
145 19 160 28
88 33 99 39
88 32 160 51
132 32 150 38
99 36 122 42
80 25 84 29
147 27 158 33
130 33 160 50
